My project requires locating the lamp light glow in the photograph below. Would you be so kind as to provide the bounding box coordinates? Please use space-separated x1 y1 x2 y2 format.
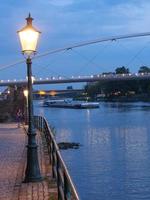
18 14 41 56
23 89 28 97
39 90 46 95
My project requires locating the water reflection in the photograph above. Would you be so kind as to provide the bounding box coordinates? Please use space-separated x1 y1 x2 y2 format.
103 102 150 112
35 102 150 200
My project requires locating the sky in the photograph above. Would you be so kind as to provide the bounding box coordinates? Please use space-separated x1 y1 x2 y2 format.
0 0 150 89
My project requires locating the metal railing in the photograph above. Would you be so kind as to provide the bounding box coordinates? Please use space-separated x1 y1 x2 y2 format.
34 115 80 200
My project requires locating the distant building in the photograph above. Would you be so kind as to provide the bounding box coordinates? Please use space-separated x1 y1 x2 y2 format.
67 86 73 90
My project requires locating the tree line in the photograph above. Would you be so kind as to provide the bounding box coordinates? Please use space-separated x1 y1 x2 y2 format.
85 66 150 99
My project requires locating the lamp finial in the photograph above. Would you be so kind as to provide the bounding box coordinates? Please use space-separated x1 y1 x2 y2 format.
26 13 33 25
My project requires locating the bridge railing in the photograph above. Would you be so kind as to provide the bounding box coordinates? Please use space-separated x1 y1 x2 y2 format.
34 115 80 200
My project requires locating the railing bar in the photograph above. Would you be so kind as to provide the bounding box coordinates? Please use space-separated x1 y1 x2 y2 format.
53 167 57 179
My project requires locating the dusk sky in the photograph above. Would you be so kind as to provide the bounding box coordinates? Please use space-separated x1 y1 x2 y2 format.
1 0 150 89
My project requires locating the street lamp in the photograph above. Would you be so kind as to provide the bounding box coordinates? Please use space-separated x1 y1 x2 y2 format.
18 13 42 182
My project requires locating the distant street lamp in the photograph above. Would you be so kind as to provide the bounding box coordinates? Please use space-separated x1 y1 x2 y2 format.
23 89 28 98
18 14 42 182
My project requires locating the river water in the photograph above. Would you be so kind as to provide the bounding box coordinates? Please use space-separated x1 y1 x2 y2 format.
35 101 150 200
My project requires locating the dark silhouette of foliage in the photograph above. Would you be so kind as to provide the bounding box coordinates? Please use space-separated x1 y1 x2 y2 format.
138 66 150 73
115 66 129 74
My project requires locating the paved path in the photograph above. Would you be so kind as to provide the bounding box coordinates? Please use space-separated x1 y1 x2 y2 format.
0 123 25 200
0 123 57 200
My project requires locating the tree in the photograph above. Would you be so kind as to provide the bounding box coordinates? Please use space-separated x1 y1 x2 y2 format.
115 66 129 74
138 66 150 73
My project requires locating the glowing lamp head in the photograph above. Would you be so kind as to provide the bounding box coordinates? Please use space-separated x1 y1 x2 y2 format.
17 13 41 56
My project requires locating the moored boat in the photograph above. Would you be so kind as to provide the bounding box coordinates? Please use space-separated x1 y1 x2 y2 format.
76 102 99 108
43 99 99 109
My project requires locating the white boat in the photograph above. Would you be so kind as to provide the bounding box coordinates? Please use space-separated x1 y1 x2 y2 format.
43 99 72 108
78 102 99 108
43 99 99 109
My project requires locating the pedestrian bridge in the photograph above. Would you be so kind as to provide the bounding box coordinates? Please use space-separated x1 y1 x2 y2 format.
0 73 150 87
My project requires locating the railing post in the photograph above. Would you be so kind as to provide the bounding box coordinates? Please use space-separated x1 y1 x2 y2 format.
57 154 63 200
52 142 55 179
41 117 43 132
39 116 41 131
64 173 71 200
49 137 52 164
39 116 40 131
43 120 46 139
41 117 43 133
34 116 36 128
35 116 37 128
38 116 40 130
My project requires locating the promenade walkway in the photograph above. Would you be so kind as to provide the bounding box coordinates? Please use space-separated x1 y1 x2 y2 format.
0 123 57 200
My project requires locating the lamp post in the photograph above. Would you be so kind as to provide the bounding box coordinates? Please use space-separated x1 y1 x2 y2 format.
23 89 28 125
18 14 42 182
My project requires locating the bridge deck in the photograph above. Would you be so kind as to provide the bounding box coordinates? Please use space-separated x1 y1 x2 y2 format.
1 73 150 86
0 123 57 200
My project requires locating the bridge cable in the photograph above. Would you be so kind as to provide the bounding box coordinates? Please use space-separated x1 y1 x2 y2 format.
0 32 150 72
0 59 25 72
125 40 150 68
69 41 114 75
33 50 70 79
34 62 70 80
115 40 150 69
33 32 150 60
115 41 144 66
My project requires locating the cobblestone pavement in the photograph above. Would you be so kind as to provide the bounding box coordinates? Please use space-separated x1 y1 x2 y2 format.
0 123 57 200
0 123 26 200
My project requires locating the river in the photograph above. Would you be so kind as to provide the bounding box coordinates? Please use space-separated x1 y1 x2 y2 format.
35 101 150 200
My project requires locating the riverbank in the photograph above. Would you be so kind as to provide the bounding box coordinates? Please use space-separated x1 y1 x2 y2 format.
97 94 150 102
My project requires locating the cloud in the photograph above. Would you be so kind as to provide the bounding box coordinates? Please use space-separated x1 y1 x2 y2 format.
1 0 150 81
48 0 74 6
103 1 150 33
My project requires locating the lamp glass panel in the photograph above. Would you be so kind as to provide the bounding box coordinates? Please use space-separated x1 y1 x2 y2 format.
18 28 39 54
